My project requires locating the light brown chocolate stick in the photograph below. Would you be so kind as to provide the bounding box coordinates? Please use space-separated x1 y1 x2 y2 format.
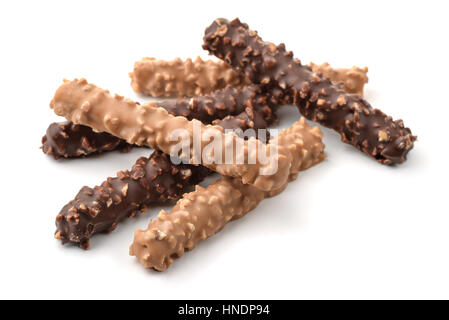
130 57 246 97
309 62 368 96
129 119 326 271
51 79 319 191
130 57 368 98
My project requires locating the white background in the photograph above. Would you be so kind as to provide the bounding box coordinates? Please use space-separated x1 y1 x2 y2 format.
0 0 447 299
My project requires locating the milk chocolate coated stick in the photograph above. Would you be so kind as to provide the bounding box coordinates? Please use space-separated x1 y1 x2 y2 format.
130 118 325 271
131 57 368 97
310 62 368 96
203 18 415 164
51 79 306 191
43 85 276 159
131 57 247 97
131 177 264 271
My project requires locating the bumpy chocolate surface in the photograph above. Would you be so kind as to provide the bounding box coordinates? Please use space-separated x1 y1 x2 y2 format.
130 118 326 271
310 62 368 96
44 85 277 160
131 57 368 98
42 121 131 159
212 90 279 142
51 79 293 191
130 57 247 97
203 18 416 164
55 151 211 249
53 84 278 248
159 85 265 124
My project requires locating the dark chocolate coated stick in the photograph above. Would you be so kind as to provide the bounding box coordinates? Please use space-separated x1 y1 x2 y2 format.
42 121 132 159
160 85 255 124
203 18 416 164
55 151 211 249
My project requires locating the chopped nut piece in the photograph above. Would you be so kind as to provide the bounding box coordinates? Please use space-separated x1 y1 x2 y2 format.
121 184 129 197
378 130 390 142
337 95 347 106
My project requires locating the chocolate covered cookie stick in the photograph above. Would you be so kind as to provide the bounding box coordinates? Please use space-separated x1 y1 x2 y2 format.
130 118 325 271
51 79 307 191
54 86 279 248
131 177 264 271
42 121 132 159
131 57 368 97
158 85 271 125
55 151 211 249
203 18 415 164
130 57 247 97
43 85 275 160
310 62 368 96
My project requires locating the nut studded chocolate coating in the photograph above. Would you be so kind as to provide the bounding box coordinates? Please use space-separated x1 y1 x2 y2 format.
51 79 306 191
131 57 247 97
42 121 132 159
203 18 416 164
158 85 275 125
130 118 326 271
132 57 368 98
53 85 279 248
130 177 264 271
310 62 368 96
55 151 211 249
45 61 360 160
43 84 276 159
